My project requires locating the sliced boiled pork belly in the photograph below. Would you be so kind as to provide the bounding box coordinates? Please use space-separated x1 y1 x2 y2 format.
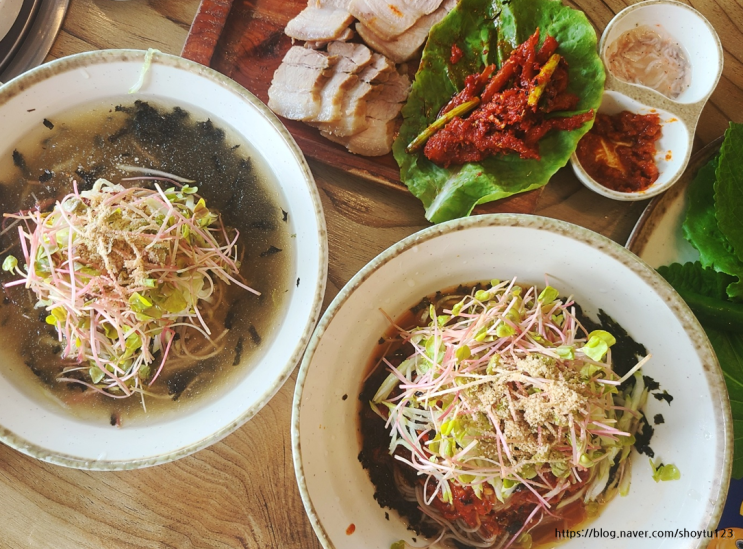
309 0 352 7
327 41 374 76
355 0 456 63
348 0 445 41
318 53 395 138
315 42 374 123
332 70 411 156
304 27 355 50
267 46 337 121
285 5 354 42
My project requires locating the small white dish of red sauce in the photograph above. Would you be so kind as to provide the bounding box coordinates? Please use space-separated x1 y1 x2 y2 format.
571 0 722 201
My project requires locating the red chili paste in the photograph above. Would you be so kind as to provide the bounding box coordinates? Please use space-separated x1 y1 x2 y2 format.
450 43 464 64
423 30 593 167
426 474 589 540
576 111 662 193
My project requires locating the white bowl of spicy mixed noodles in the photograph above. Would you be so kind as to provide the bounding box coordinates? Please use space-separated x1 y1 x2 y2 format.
0 50 327 469
292 214 730 549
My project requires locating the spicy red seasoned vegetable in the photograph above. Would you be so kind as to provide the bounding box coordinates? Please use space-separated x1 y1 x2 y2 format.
576 111 662 193
412 30 594 167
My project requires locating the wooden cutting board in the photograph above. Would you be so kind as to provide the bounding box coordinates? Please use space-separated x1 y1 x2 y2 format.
181 0 542 215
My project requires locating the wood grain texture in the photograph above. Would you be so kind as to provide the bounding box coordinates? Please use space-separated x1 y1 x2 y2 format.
1 1 742 549
46 0 200 60
182 0 235 66
0 382 319 549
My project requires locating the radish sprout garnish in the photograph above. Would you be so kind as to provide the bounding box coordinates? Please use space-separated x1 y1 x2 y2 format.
2 178 255 400
372 279 652 547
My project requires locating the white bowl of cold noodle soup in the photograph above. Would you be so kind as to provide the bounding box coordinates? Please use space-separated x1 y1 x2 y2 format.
293 215 730 549
0 50 327 469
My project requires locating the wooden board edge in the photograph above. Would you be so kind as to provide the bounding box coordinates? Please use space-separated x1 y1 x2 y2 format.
182 0 235 66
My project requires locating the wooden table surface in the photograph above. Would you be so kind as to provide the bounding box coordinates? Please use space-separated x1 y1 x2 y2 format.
1 0 741 547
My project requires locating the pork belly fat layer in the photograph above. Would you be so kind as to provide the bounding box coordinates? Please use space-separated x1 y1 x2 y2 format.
355 0 454 63
323 70 411 155
310 0 352 8
315 73 359 123
316 43 374 123
317 53 396 137
327 41 374 72
268 47 337 121
268 90 325 121
282 45 336 68
285 6 354 41
362 71 410 128
349 0 445 40
372 70 411 107
304 27 355 49
322 117 397 156
344 118 397 156
317 81 374 136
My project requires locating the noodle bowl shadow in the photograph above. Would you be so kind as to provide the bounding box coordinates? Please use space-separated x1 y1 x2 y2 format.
0 50 327 469
292 214 730 549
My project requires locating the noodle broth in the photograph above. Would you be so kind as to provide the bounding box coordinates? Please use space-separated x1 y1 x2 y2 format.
0 100 294 426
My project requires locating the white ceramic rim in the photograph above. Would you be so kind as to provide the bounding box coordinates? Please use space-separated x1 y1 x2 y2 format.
0 49 329 470
570 153 677 202
569 93 692 202
291 213 732 549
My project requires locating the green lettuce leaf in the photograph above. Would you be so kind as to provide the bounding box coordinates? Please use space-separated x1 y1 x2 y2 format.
683 158 723 266
715 123 743 266
683 154 743 299
658 263 743 331
392 0 605 223
658 262 731 302
706 329 743 480
659 262 743 478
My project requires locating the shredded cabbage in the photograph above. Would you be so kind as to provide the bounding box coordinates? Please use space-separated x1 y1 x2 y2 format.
129 48 160 94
